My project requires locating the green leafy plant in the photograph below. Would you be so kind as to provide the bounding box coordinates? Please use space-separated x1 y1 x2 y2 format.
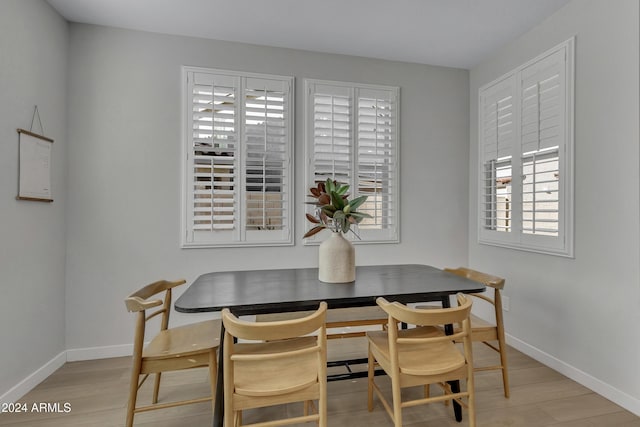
304 179 371 238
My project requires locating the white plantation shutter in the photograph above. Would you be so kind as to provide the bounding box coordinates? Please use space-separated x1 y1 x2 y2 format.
356 88 398 240
305 80 399 243
522 150 560 236
182 67 293 247
243 78 291 242
188 72 239 242
520 49 565 154
311 84 353 186
479 76 515 235
519 49 565 239
478 38 573 257
481 77 515 163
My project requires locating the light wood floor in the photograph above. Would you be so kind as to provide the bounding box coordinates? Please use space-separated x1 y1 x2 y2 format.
0 339 638 427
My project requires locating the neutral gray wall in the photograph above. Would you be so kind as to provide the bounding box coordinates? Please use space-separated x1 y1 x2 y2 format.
0 0 68 397
64 25 470 350
469 0 640 406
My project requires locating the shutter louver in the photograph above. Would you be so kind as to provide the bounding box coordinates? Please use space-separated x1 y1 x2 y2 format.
244 79 289 232
357 90 396 231
190 72 238 234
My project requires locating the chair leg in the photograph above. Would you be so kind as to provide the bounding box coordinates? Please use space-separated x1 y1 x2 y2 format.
319 400 327 427
424 384 430 398
152 372 162 404
390 375 402 427
367 346 375 412
209 349 218 412
125 367 141 427
467 375 477 427
498 340 510 398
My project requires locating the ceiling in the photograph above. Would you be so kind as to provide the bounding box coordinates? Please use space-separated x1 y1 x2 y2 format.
46 0 570 69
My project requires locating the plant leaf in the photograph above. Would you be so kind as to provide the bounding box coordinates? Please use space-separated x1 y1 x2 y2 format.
330 191 345 210
349 212 371 224
321 206 336 218
325 178 335 194
310 187 320 197
305 213 320 224
303 225 326 238
349 195 368 211
335 185 349 195
318 194 331 205
348 212 372 219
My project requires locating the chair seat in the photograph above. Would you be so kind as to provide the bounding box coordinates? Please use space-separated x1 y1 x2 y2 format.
368 326 465 376
232 336 318 397
143 319 220 360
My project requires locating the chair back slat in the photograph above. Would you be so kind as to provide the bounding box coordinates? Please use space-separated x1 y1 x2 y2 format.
222 303 327 341
377 294 472 327
125 279 186 310
445 267 505 290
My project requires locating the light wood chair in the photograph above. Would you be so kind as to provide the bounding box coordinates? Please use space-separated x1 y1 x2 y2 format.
124 279 221 427
222 302 328 427
443 267 510 398
367 294 475 427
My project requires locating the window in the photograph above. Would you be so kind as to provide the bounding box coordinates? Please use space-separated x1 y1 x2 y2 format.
478 38 574 257
305 79 399 243
182 67 293 247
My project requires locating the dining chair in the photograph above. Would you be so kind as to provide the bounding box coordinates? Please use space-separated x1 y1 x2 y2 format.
443 267 510 398
367 294 475 427
124 279 221 427
221 302 328 427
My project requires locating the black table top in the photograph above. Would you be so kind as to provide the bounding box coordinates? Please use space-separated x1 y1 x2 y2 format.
175 264 485 316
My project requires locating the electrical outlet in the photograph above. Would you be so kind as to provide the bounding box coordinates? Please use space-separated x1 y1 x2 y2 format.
502 295 510 312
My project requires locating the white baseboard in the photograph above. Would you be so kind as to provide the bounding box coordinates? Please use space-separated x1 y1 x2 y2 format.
0 351 66 405
66 344 133 362
506 333 640 416
1 344 134 403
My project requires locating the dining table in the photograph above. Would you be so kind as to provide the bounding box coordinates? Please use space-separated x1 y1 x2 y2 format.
174 264 485 427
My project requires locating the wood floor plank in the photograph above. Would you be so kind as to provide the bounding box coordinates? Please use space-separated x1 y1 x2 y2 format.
0 343 637 426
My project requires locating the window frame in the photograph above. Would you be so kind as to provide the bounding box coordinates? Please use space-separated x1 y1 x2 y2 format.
181 66 294 248
303 78 400 245
477 38 575 257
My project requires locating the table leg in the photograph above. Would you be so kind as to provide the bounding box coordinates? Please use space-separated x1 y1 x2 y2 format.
213 323 225 427
441 296 463 422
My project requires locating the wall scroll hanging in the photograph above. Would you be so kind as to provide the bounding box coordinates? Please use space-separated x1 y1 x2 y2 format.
17 106 54 202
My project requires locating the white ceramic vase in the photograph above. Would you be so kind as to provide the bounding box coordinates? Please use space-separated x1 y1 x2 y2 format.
318 231 355 283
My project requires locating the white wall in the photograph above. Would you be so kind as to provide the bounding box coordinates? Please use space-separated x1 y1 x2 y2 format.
64 25 470 352
469 0 640 411
0 0 68 399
